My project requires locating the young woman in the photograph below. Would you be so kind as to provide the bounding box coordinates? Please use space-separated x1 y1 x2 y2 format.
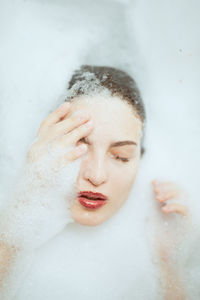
0 65 189 299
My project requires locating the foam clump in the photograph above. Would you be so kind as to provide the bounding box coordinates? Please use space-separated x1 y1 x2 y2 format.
0 146 80 251
66 71 111 101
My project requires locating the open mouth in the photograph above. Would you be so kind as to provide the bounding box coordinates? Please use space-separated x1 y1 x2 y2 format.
80 195 104 201
78 191 108 209
78 191 108 200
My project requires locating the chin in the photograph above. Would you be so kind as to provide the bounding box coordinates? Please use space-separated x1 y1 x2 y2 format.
70 203 109 227
72 211 106 227
75 217 103 227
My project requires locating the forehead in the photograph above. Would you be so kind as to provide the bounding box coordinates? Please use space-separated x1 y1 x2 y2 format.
67 95 142 143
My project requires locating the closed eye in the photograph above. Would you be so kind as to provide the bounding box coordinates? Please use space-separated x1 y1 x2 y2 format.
114 156 130 163
78 138 130 163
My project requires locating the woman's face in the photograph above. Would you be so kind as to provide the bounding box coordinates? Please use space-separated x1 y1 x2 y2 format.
66 95 143 226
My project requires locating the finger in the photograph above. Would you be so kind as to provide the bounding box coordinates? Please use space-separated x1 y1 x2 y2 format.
152 180 179 192
52 110 91 136
61 119 94 146
38 102 71 135
154 190 178 203
161 203 189 216
152 181 180 202
43 118 93 157
54 144 88 171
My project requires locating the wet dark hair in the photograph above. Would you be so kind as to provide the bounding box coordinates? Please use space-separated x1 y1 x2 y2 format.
65 65 146 155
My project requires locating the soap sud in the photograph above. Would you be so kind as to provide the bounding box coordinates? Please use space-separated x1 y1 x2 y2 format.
0 0 200 299
66 71 111 101
0 153 80 251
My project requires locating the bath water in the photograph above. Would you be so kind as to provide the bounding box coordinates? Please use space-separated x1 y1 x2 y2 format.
0 0 199 299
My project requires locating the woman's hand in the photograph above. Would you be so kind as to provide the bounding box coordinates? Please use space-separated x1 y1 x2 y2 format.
0 101 94 251
152 179 189 217
151 179 190 264
152 180 189 300
27 101 93 179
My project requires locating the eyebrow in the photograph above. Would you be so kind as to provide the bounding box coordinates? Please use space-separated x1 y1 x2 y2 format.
81 137 137 147
110 140 137 147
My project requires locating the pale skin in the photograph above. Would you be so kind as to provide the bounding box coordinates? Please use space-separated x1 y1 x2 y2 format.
152 180 189 300
65 95 142 226
0 95 189 298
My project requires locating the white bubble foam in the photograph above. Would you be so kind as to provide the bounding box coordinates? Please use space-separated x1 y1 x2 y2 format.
0 0 199 299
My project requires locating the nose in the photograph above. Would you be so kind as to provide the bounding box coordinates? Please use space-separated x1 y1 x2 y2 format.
83 153 108 186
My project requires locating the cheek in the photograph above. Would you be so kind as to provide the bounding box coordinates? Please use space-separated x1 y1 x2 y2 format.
111 166 137 197
112 156 140 197
109 173 135 211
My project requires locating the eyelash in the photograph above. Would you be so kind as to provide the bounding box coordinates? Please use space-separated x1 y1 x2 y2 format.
114 156 130 163
78 140 130 163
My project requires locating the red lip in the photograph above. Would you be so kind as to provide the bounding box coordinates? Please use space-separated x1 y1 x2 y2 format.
78 191 108 209
78 191 108 201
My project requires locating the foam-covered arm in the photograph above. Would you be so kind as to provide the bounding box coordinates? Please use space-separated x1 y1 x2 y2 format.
0 156 79 250
156 239 186 300
0 240 34 300
0 157 79 298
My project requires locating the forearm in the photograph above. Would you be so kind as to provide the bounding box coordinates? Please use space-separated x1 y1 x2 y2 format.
0 198 35 299
0 242 16 285
0 240 33 300
158 242 186 300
